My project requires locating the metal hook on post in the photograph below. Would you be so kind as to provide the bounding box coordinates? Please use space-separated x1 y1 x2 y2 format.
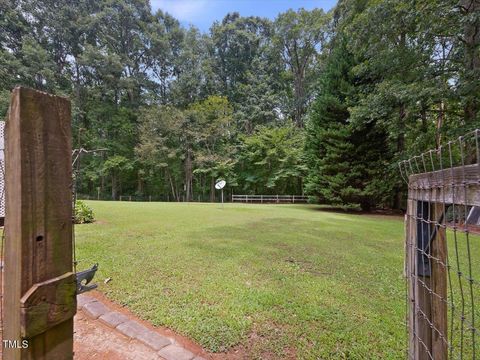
76 263 99 294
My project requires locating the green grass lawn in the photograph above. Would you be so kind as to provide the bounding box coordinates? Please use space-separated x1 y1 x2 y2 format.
76 201 406 359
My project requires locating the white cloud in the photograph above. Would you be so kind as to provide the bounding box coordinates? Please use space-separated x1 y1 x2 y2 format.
151 0 210 21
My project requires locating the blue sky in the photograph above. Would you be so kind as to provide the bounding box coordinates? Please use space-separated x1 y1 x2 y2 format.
150 0 337 32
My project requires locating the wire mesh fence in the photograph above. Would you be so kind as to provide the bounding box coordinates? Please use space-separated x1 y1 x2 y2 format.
399 129 480 359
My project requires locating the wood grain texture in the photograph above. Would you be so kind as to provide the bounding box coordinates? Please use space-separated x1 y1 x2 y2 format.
407 199 417 359
407 200 449 359
431 203 448 360
407 163 480 359
4 87 74 360
20 272 76 339
415 275 432 360
409 164 480 189
409 164 480 206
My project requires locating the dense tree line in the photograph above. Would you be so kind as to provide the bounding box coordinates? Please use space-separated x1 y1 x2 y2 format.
0 0 479 208
305 0 480 209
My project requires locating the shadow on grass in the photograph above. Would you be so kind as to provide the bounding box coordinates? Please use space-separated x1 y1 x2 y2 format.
182 216 401 277
303 204 404 219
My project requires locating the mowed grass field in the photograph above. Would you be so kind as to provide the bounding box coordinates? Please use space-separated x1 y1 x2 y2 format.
75 201 406 359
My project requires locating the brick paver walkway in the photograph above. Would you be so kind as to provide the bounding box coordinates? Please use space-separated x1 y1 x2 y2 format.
77 294 206 360
0 290 207 360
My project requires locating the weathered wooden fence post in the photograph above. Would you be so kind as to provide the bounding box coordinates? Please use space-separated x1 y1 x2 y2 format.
406 199 417 358
402 153 472 359
407 200 448 360
431 202 447 359
415 201 432 360
4 87 75 359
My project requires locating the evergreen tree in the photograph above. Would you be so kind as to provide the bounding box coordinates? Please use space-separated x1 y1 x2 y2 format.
305 34 392 210
305 37 356 208
1 0 478 204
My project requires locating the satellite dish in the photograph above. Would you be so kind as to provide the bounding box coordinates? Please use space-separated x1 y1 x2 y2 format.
215 180 226 190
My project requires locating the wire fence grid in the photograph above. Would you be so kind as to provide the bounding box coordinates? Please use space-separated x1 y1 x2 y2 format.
399 129 480 359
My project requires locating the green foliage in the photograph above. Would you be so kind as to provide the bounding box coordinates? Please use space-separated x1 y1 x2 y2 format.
306 0 480 210
273 8 329 126
305 35 392 210
74 200 95 224
1 0 479 208
236 125 306 194
0 89 10 118
136 96 236 201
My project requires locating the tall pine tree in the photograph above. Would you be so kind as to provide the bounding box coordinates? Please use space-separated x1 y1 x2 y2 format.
305 35 392 210
305 37 355 208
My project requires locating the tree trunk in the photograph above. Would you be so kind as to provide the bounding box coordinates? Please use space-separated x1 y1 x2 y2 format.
111 172 117 200
420 106 428 133
393 30 408 210
137 171 144 195
293 68 305 128
436 101 445 149
191 176 194 201
397 105 406 154
185 147 192 202
393 104 407 209
210 176 216 202
167 169 177 202
460 0 480 123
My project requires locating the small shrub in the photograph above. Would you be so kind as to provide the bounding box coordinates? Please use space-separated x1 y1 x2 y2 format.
74 200 95 224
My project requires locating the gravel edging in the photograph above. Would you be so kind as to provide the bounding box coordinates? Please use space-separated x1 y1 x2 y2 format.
77 294 204 360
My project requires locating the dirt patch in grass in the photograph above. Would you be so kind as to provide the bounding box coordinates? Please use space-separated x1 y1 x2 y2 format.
208 327 296 360
241 322 297 360
285 257 333 276
309 205 404 219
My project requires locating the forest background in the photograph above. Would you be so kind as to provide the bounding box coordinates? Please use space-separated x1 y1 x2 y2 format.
1 0 479 209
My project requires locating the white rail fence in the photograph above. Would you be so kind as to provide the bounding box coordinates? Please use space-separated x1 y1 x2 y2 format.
231 194 308 204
